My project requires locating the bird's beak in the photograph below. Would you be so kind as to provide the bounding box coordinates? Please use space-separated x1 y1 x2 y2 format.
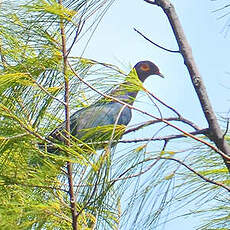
157 72 165 78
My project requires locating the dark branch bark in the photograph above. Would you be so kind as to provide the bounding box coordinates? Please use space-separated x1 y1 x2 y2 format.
145 0 230 171
121 128 209 143
124 117 201 136
134 28 179 53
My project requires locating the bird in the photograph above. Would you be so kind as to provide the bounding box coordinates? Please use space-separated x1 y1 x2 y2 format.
45 60 164 152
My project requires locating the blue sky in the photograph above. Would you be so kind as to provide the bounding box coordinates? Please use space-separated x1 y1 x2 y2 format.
74 0 230 125
72 0 230 229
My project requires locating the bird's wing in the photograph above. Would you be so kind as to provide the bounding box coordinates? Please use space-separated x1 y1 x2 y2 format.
48 101 132 142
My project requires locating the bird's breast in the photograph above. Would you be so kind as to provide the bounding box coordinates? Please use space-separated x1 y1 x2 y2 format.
117 104 132 126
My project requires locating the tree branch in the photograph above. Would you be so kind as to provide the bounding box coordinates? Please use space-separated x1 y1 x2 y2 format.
58 0 77 229
146 0 230 171
124 117 201 136
48 128 208 149
212 4 230 13
159 157 230 192
121 128 208 143
134 28 180 53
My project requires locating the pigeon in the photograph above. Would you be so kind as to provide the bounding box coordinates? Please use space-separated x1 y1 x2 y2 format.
46 60 163 152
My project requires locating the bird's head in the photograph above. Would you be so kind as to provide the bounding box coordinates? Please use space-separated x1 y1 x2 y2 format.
134 60 164 82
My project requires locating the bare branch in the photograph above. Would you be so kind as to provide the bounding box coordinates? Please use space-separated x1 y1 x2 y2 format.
121 128 208 143
111 158 160 182
134 28 180 53
146 93 163 118
212 4 230 13
159 157 230 192
124 117 201 136
223 118 229 138
49 128 207 148
66 17 86 57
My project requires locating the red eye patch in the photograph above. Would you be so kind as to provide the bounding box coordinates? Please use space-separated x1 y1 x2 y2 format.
140 63 150 72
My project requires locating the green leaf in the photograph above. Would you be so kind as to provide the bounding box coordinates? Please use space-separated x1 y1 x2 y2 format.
24 0 77 22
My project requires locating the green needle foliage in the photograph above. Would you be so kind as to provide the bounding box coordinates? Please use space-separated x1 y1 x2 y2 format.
0 0 121 229
0 1 229 230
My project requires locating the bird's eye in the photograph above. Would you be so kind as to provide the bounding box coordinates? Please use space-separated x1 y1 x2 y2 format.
140 63 150 72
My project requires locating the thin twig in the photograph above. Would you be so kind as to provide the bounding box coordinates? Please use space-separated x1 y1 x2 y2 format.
117 128 208 144
76 171 100 219
112 158 160 182
217 12 230 20
44 128 208 148
146 92 163 118
124 117 200 135
223 118 229 138
159 157 230 192
111 156 230 193
134 28 180 53
144 88 181 117
212 4 230 13
108 104 127 149
162 140 168 151
32 78 66 106
66 19 86 57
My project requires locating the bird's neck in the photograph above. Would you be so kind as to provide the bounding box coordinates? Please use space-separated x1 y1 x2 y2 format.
111 81 139 105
